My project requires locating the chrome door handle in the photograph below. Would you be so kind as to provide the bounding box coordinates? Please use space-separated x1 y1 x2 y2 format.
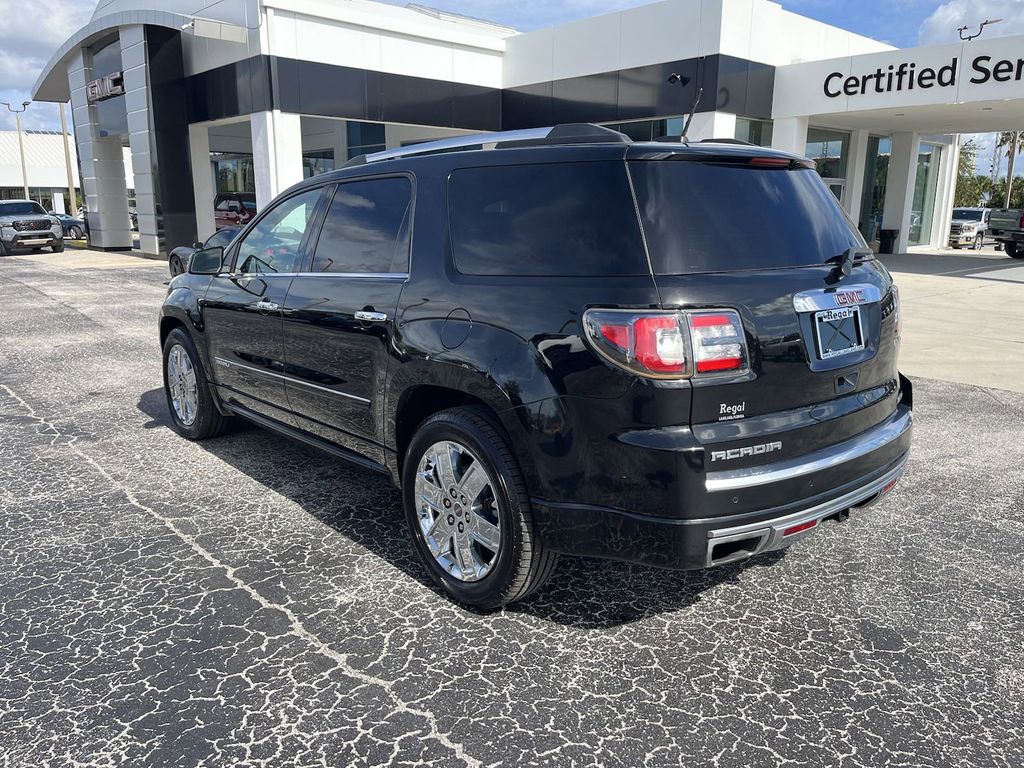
255 300 279 311
355 310 388 322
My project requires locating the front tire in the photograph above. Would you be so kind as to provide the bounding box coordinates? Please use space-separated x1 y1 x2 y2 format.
162 327 229 440
52 240 64 253
402 407 558 610
974 233 984 250
168 253 186 276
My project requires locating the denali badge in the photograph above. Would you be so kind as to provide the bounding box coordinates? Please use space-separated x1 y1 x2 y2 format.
710 441 783 462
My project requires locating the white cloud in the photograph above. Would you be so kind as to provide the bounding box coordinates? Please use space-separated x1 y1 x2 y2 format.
918 0 1024 44
0 0 94 130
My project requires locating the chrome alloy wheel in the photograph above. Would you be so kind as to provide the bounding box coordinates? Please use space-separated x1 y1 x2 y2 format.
414 440 502 582
166 344 199 426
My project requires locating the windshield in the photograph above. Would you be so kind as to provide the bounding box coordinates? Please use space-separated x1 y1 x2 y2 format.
0 201 46 217
952 209 983 221
630 160 865 274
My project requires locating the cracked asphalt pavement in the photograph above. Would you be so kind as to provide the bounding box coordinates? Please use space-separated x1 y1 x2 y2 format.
1 252 1022 767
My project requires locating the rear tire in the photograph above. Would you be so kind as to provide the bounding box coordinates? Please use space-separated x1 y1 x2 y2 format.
1006 243 1022 259
69 226 83 239
162 327 229 440
402 407 558 610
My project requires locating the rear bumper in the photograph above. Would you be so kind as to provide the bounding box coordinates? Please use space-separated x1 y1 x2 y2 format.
532 404 912 570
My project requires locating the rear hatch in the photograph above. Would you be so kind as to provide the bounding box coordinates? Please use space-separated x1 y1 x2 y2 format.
627 145 905 489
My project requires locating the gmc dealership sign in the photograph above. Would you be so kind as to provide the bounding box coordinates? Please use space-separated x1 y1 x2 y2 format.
825 54 1024 97
85 72 125 103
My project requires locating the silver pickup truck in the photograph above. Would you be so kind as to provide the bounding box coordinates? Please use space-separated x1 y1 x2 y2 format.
0 199 64 256
989 208 1024 259
948 207 991 249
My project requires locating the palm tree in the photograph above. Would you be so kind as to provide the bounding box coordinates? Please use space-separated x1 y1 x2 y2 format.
997 131 1024 208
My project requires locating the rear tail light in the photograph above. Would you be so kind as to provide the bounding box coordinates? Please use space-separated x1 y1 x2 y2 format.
1019 211 1024 229
583 309 748 380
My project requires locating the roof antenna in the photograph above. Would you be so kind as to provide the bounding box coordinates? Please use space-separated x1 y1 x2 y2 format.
668 73 703 144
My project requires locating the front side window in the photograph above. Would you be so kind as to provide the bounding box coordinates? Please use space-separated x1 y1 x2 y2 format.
234 188 322 274
311 177 412 274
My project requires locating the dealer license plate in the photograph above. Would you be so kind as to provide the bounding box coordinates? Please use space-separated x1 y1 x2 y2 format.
814 306 864 359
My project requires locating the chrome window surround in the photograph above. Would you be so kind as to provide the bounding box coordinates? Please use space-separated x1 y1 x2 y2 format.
705 408 912 493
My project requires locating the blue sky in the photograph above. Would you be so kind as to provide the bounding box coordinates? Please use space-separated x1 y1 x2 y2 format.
2 0 1024 173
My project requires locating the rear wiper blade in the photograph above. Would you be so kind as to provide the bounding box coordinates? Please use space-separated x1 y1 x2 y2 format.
826 246 873 283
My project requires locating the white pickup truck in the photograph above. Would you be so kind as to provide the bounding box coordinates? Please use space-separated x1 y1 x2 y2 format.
948 207 991 249
989 208 1024 259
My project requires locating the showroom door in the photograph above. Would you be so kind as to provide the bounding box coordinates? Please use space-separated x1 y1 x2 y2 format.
203 187 326 419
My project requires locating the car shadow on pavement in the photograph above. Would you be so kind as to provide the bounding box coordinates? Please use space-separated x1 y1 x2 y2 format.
138 388 786 628
879 251 1024 282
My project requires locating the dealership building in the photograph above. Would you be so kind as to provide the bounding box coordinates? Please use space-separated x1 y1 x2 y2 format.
31 0 1024 256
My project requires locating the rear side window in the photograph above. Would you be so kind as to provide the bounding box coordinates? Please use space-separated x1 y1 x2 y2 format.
312 177 412 274
448 161 648 276
630 161 864 274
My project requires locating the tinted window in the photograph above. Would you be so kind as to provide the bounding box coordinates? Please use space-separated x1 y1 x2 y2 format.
630 161 864 274
234 188 322 274
205 228 238 249
952 209 983 221
0 202 46 216
311 177 412 273
448 162 647 277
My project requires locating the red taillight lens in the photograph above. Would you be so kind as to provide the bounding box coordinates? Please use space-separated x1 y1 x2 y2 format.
585 311 689 377
583 309 748 380
690 311 746 373
1019 211 1024 228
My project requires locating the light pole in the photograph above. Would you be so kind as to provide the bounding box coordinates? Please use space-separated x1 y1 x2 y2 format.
1 100 31 201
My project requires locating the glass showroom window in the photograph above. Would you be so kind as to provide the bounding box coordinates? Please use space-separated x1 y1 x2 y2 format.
303 150 335 178
858 136 892 243
806 128 851 201
603 117 684 141
346 121 386 160
908 143 942 246
735 118 773 147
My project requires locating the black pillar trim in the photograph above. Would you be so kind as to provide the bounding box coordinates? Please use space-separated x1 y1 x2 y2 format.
147 26 197 255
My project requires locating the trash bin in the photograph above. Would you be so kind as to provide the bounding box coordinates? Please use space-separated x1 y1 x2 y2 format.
879 229 899 254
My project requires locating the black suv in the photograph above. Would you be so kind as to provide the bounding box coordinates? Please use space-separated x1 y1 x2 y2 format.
159 124 913 609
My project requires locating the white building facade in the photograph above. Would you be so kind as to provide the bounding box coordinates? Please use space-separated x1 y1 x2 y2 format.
31 0 1024 255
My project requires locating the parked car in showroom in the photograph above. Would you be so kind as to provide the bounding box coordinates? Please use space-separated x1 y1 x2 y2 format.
0 200 64 255
214 192 257 230
159 124 912 609
167 226 241 276
49 212 86 240
947 207 990 249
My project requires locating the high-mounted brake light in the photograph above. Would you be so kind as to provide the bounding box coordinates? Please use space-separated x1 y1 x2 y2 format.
583 309 748 380
748 156 791 168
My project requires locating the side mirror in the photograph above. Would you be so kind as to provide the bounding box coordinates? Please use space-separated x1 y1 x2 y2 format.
192 241 204 249
189 246 225 275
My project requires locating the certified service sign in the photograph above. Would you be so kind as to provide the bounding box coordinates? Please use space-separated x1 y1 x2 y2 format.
824 55 1024 98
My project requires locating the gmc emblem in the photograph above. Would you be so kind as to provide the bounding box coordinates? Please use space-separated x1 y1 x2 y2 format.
85 72 125 104
835 289 865 306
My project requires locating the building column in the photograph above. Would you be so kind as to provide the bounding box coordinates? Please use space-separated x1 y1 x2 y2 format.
932 140 959 249
771 116 809 155
685 111 737 142
189 123 215 242
68 50 133 251
843 129 870 220
251 110 303 208
121 25 160 255
882 131 921 254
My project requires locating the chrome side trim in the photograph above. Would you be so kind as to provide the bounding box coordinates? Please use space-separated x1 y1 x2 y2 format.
792 283 882 312
705 454 908 567
214 357 371 404
705 408 912 492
